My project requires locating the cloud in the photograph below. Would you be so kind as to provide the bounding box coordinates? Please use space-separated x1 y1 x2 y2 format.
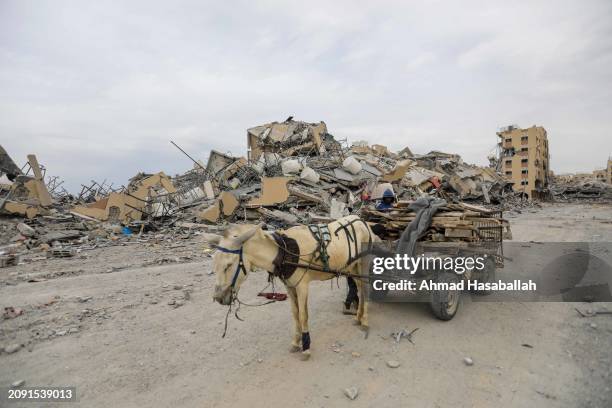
1 0 611 191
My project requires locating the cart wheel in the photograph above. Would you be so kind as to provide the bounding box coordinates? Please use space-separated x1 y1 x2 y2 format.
430 271 461 320
470 256 496 295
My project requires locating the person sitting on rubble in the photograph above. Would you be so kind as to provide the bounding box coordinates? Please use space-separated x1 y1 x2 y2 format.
375 189 396 211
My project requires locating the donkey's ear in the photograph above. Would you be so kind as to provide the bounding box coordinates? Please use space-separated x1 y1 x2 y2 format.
234 223 265 244
201 233 222 245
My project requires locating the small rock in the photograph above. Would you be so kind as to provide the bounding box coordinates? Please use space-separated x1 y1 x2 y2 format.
590 323 597 329
11 379 25 388
17 223 36 237
257 358 263 363
167 299 176 306
351 351 361 358
56 330 67 336
174 300 185 308
173 285 183 290
5 343 23 354
190 330 196 334
386 360 400 368
464 357 474 366
68 327 79 334
344 386 359 400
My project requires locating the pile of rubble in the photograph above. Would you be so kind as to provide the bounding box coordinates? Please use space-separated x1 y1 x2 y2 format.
181 119 517 227
0 117 541 265
551 179 612 202
361 201 512 242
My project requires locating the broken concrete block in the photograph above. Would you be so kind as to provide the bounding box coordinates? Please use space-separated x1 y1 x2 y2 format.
287 185 329 208
342 156 362 175
0 145 22 179
219 191 239 216
26 154 53 207
198 203 220 223
40 230 84 243
257 208 299 225
382 159 412 182
300 166 320 183
17 223 36 237
203 181 215 200
1 201 39 218
246 177 291 207
228 178 241 189
329 198 346 219
281 159 302 175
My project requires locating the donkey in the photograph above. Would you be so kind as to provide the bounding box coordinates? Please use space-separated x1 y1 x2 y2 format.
207 215 378 360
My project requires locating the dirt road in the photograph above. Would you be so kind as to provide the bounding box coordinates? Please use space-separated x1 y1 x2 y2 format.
1 203 611 407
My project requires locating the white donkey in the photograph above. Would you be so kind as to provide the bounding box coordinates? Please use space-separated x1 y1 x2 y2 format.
208 215 378 360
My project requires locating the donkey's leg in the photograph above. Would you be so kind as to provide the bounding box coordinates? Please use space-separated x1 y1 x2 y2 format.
354 275 365 325
352 266 369 335
287 287 301 353
296 283 311 361
356 263 369 331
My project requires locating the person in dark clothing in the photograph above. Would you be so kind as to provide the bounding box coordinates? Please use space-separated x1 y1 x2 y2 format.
375 189 395 210
343 277 359 314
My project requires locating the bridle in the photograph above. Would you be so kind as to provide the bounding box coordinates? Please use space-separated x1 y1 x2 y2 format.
213 243 272 339
213 245 247 288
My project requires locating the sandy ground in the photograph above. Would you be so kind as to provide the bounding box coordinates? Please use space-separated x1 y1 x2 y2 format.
1 202 611 408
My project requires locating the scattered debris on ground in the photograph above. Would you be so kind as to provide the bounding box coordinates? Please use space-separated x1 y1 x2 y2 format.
551 179 612 202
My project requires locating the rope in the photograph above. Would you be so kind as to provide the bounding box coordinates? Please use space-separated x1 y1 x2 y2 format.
220 283 282 338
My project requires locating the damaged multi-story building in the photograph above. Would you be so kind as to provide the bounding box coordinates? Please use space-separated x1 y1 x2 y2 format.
593 158 612 184
497 125 550 199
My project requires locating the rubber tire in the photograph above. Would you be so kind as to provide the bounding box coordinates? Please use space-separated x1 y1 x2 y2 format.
470 256 496 295
430 271 461 321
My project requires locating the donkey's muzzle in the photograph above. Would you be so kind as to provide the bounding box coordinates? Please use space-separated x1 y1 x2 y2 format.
213 285 232 305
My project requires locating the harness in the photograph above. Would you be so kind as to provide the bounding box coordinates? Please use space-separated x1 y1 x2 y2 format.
214 218 377 287
333 217 373 266
213 245 247 288
308 224 332 271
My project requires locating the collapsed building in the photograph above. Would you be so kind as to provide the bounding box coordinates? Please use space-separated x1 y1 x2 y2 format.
2 117 603 266
0 119 520 233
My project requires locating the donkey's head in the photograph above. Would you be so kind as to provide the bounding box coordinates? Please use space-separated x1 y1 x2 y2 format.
206 223 263 305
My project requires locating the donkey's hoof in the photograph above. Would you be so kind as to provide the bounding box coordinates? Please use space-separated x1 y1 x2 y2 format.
353 318 361 326
289 345 301 353
300 350 311 361
360 325 370 339
343 304 357 315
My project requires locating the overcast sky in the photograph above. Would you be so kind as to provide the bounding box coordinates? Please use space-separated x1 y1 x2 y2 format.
1 0 611 192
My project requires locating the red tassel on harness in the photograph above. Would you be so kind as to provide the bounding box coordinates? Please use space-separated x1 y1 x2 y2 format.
257 292 288 301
